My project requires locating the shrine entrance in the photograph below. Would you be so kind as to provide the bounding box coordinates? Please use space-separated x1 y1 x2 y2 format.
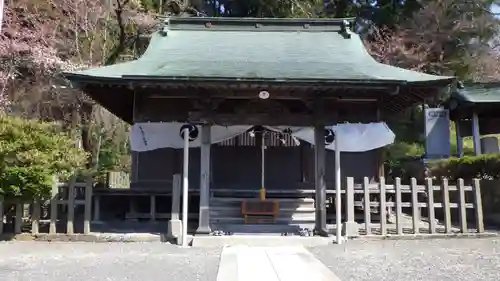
64 17 457 243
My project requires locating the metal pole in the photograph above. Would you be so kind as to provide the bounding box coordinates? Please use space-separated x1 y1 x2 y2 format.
261 132 265 188
181 128 190 247
260 131 266 201
334 127 342 244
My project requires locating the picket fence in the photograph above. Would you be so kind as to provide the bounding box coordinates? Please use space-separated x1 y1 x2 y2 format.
342 177 484 237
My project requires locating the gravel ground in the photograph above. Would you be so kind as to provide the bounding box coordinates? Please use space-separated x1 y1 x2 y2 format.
309 238 500 281
0 242 221 281
1 238 500 281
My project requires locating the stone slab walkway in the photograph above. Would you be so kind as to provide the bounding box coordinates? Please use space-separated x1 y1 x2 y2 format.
216 245 341 281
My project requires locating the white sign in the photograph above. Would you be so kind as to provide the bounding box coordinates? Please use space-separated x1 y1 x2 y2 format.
424 108 451 159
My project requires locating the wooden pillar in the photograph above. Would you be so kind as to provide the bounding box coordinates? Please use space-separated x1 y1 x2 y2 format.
32 198 41 235
376 108 385 177
131 152 139 182
197 124 211 234
171 174 181 221
314 122 327 235
379 177 387 235
150 195 156 222
472 112 481 155
93 195 101 222
167 174 182 243
14 202 22 234
49 176 58 234
66 176 76 234
300 142 305 183
84 177 93 234
455 120 464 158
472 179 484 233
129 197 138 221
0 196 3 235
300 142 313 186
342 177 359 237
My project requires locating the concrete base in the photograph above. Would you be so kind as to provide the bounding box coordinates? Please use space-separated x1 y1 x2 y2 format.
313 228 330 237
342 221 360 238
351 232 498 241
195 226 211 235
167 219 182 243
213 224 302 235
8 233 163 242
192 235 333 248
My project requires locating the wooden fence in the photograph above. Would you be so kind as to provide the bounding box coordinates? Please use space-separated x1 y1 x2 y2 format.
0 175 486 238
343 177 484 237
107 172 130 189
0 177 93 236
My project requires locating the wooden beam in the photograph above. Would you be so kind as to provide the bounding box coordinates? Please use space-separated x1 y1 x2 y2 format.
456 119 464 157
313 98 328 236
376 108 385 178
196 124 211 235
472 112 481 155
187 113 339 126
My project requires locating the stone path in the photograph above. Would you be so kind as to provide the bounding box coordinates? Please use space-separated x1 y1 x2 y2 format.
216 245 341 281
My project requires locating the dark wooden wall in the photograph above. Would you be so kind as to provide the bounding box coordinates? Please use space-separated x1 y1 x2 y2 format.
131 95 381 190
131 144 379 190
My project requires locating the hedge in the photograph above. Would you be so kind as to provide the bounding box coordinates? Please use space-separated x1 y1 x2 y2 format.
428 154 500 180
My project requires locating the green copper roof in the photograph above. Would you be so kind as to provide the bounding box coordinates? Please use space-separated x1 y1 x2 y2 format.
64 17 454 85
453 83 500 103
446 83 500 120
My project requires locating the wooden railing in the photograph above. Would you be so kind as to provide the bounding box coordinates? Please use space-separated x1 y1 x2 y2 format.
1 175 486 238
107 172 130 189
0 177 93 236
343 177 484 237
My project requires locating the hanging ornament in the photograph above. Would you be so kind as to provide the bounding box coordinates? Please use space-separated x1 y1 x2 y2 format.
324 128 335 145
179 124 199 141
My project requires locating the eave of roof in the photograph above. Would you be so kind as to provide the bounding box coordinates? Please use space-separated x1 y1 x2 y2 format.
445 82 500 120
65 73 454 87
452 82 500 104
64 16 457 122
63 16 455 86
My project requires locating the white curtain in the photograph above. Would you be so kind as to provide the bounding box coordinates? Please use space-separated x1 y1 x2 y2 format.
129 122 395 152
130 122 252 152
290 122 395 152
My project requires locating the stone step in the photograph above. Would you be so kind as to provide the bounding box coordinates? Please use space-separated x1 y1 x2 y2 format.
192 236 332 247
210 198 315 209
210 216 315 225
210 206 315 219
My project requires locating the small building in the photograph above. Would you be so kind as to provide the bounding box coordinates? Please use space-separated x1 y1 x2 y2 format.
447 82 500 156
64 17 456 235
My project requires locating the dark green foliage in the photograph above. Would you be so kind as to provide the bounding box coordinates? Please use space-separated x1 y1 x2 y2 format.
0 116 88 201
428 154 500 180
95 137 131 183
141 0 162 12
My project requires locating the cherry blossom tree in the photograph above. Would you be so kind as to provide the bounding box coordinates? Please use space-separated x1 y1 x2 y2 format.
0 0 155 117
366 0 500 82
0 0 155 173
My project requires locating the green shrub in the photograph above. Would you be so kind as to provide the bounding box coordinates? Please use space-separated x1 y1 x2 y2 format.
428 154 500 180
384 141 425 181
0 116 88 201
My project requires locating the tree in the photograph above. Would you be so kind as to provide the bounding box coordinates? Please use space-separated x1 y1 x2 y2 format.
0 115 87 201
0 0 155 177
367 0 500 80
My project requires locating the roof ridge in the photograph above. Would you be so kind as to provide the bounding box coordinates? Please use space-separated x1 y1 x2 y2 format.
160 16 355 34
